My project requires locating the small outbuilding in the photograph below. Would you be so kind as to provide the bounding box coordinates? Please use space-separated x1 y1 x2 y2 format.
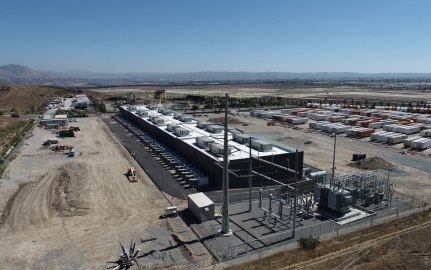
187 192 215 223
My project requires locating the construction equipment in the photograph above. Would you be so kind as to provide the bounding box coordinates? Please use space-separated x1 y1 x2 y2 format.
59 129 75 137
352 153 367 161
68 148 76 157
126 167 137 182
161 206 178 218
51 145 71 151
42 138 58 146
107 241 140 270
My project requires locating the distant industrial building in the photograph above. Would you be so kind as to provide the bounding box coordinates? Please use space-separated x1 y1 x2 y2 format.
120 105 304 189
72 95 91 109
40 114 68 127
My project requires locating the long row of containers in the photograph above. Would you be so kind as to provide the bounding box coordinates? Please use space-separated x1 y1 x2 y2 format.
252 107 431 127
250 110 308 125
250 107 431 150
307 103 431 114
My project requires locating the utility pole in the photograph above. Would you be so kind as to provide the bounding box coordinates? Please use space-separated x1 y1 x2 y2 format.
221 93 232 236
292 149 298 238
249 137 253 212
331 132 337 186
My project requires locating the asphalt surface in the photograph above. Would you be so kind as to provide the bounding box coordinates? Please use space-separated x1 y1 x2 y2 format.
102 115 191 199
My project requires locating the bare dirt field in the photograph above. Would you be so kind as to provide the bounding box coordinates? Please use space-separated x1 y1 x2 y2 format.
0 117 210 269
89 85 431 103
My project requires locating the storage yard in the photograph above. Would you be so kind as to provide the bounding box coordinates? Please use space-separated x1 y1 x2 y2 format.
240 105 431 198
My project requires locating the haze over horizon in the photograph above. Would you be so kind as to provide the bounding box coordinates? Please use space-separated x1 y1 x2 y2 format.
1 0 431 74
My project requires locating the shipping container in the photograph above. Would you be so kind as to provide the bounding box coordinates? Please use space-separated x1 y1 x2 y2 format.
387 134 408 144
403 136 421 147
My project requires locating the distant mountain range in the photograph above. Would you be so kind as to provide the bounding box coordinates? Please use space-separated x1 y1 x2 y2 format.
0 64 48 78
1 64 431 81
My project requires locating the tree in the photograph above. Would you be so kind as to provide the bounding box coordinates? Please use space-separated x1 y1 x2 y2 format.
192 104 199 110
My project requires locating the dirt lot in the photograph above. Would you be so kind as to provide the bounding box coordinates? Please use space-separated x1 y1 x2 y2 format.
0 117 209 269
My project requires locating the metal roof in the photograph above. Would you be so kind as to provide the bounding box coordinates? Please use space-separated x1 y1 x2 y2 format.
188 192 214 208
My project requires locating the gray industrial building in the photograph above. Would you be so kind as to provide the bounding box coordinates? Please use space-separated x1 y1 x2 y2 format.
40 114 68 127
120 105 304 189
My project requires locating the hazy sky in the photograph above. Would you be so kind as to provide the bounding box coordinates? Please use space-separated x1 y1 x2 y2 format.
1 0 431 73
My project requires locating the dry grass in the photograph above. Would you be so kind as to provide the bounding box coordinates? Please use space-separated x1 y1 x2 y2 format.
0 116 32 158
0 84 111 113
0 84 70 112
227 208 431 270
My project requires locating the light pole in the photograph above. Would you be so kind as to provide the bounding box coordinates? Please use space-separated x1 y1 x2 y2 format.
221 93 232 236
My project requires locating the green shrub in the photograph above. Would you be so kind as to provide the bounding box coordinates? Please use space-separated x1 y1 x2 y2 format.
298 235 320 250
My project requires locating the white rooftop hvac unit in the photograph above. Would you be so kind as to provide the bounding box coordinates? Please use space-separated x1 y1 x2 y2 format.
167 123 180 132
161 109 174 115
175 127 190 137
148 104 159 110
234 134 252 144
149 115 157 122
207 125 223 134
153 118 165 125
180 115 193 122
197 121 211 129
251 139 273 152
196 136 215 148
209 143 231 155
137 110 148 117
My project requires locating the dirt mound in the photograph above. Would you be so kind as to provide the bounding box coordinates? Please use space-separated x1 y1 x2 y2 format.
50 163 89 217
347 156 394 171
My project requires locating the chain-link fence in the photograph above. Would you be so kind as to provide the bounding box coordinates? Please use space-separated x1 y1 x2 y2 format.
198 189 428 262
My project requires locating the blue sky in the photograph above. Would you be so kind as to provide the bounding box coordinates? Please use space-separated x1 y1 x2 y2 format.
1 0 430 73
